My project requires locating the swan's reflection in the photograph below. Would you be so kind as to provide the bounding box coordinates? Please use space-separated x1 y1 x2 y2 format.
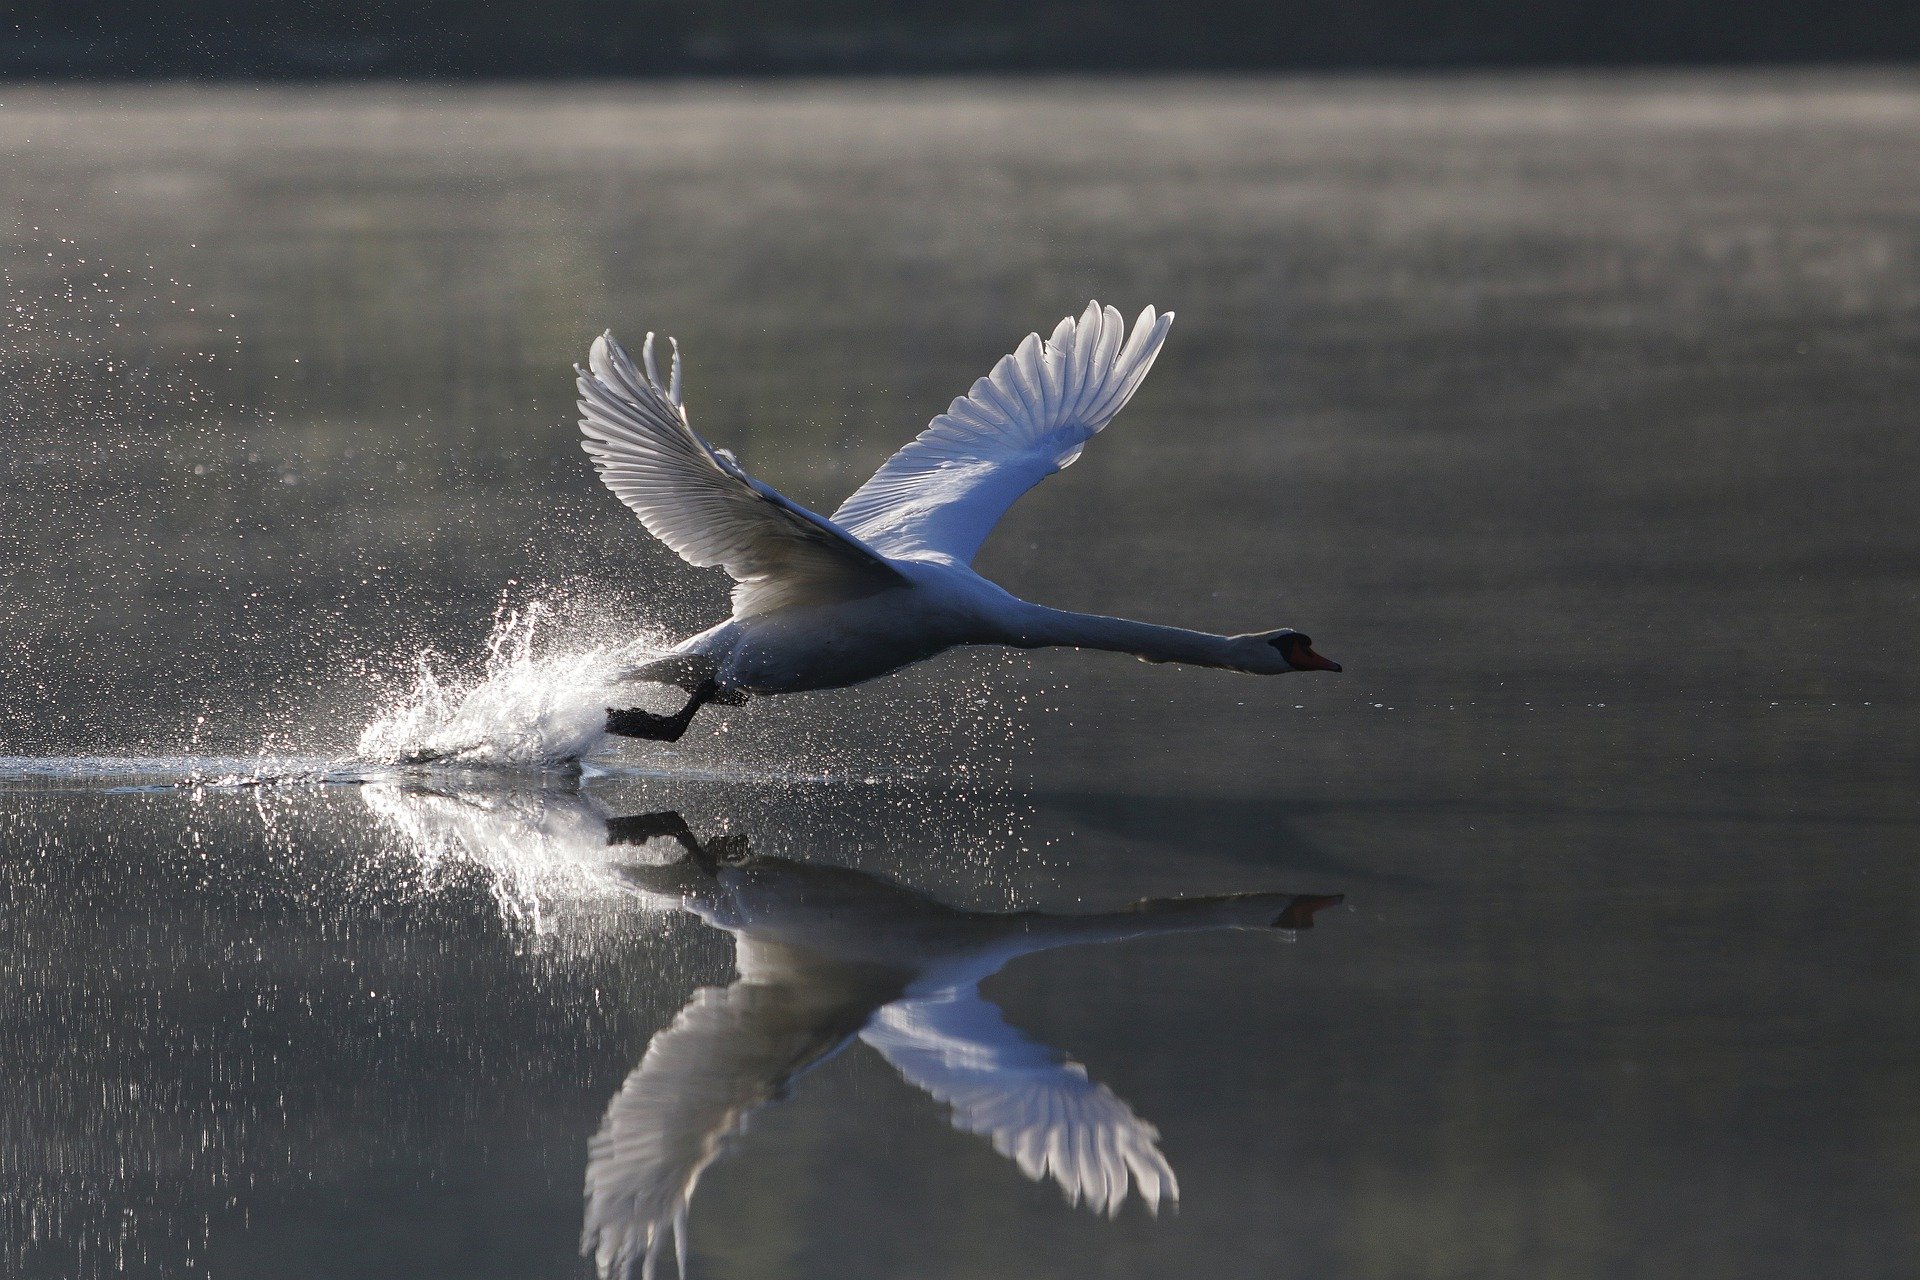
588 812 1341 1280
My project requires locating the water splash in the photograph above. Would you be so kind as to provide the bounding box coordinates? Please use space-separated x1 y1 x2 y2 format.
340 585 1039 901
355 598 669 768
358 781 661 937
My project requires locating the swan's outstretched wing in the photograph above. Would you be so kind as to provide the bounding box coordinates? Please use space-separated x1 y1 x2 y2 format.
861 992 1178 1216
831 303 1174 563
582 983 867 1280
579 332 908 617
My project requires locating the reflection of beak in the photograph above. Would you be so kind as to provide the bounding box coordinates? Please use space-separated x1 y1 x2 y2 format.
1274 893 1345 929
1291 645 1342 673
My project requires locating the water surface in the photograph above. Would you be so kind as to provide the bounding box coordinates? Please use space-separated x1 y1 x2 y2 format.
1 75 1916 1278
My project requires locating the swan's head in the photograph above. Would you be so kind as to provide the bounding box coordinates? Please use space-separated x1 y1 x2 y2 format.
1235 629 1342 675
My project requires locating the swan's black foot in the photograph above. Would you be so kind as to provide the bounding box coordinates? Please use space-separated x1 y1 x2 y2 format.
605 677 719 742
605 705 693 742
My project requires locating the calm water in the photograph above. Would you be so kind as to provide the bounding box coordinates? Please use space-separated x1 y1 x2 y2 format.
2 76 1917 1278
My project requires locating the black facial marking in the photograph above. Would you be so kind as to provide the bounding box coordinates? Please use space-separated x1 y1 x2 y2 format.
1271 632 1311 658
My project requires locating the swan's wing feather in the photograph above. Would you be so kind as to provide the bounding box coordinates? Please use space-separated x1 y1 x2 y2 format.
831 303 1174 563
861 993 1177 1216
582 983 863 1280
579 331 908 616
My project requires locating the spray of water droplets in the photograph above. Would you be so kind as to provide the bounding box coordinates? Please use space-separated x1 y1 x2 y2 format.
355 781 667 939
354 596 670 768
344 579 1036 793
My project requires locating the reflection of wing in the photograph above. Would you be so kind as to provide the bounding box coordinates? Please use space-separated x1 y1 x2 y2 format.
582 981 877 1280
861 992 1177 1216
583 971 890 1280
578 331 907 617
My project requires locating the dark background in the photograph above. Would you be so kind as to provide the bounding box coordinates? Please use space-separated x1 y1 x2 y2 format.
6 2 1918 78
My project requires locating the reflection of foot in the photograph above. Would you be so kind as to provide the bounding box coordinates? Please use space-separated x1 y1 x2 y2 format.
1273 894 1344 930
708 830 754 865
605 811 702 852
607 811 720 892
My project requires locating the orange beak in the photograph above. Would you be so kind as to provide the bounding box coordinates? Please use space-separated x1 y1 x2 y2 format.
1290 644 1342 672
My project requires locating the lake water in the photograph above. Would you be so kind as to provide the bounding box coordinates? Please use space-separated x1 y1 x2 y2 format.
2 75 1916 1278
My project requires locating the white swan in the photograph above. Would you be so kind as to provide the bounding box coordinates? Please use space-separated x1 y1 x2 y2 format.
577 301 1341 742
582 812 1343 1280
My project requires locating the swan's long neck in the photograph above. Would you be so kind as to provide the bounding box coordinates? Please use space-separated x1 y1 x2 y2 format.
999 603 1241 670
984 894 1311 960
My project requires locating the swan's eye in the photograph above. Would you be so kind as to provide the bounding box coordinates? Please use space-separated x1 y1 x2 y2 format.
1271 632 1310 654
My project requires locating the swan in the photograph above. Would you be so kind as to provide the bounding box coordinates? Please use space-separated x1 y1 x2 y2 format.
582 811 1343 1280
577 301 1341 742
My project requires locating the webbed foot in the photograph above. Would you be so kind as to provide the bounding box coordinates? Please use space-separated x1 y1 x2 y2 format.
605 706 689 741
605 677 719 742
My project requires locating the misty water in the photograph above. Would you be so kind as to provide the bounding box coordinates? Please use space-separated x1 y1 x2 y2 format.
2 76 1916 1278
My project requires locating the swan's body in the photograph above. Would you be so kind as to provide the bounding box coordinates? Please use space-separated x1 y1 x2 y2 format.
577 302 1339 739
667 560 1002 695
